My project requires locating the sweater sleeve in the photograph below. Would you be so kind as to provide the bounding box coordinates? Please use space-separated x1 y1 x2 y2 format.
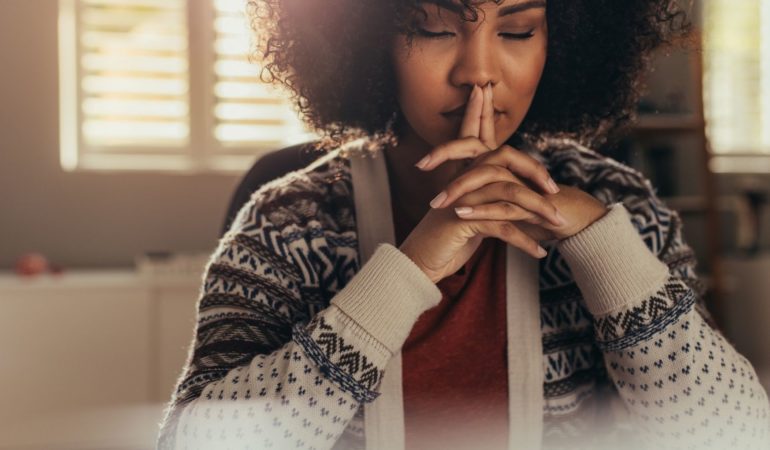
557 203 770 449
155 198 441 450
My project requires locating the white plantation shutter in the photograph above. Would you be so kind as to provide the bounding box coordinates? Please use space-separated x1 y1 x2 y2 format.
80 0 189 147
704 0 770 172
212 0 310 147
59 0 316 173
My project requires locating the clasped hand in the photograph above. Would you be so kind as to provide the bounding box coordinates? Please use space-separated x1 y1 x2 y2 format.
416 83 607 244
397 83 609 283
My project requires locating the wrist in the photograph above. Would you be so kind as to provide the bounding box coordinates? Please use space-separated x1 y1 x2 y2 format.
556 204 669 315
556 202 609 241
398 242 441 284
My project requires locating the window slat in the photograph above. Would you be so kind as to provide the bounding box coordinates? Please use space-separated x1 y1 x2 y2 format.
81 31 187 52
77 0 190 148
83 120 189 142
82 75 188 95
83 98 188 118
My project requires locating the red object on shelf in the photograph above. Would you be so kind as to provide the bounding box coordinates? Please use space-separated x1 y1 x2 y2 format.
14 253 50 277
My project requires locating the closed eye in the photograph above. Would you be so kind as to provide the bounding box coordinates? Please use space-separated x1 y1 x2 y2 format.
416 28 535 41
500 31 535 40
415 28 453 39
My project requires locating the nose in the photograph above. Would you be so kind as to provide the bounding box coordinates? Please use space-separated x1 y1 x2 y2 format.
448 29 501 95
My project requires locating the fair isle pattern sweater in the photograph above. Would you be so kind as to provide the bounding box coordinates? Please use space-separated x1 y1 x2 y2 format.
156 137 770 450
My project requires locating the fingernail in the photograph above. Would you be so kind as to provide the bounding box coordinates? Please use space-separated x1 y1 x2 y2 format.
415 154 431 170
430 191 448 208
455 206 473 217
547 178 559 194
536 246 547 258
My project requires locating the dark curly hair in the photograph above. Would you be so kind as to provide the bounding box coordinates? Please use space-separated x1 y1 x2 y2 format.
246 0 692 152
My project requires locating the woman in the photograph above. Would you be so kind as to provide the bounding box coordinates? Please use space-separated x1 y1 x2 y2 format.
157 1 770 449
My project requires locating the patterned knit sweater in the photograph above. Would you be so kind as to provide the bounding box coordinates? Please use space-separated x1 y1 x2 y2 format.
156 137 770 450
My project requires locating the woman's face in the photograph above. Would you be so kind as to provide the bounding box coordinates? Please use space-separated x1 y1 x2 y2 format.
392 0 548 148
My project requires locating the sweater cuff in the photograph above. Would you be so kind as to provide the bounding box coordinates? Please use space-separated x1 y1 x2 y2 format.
330 243 442 354
557 203 669 316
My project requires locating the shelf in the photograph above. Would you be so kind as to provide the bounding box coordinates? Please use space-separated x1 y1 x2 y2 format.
659 194 754 214
632 113 703 132
710 155 770 174
660 195 708 212
0 269 201 291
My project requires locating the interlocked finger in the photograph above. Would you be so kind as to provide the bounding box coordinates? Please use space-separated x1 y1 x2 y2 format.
447 180 565 227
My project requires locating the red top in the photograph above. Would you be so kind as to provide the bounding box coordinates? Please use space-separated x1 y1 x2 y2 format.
401 237 509 450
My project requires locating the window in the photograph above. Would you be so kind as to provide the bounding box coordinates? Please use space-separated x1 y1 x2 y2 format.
58 0 316 174
704 0 770 173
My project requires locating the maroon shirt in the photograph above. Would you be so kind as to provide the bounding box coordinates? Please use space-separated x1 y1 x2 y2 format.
401 237 510 450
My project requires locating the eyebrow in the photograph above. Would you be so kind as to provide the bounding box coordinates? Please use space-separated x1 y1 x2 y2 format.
498 1 546 17
425 1 546 17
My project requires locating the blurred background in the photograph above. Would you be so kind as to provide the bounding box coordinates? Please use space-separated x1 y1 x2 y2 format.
0 0 768 448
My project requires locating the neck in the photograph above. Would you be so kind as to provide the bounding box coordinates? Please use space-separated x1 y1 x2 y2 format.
383 129 467 245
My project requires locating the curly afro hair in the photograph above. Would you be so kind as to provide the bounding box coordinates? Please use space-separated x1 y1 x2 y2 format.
246 0 692 152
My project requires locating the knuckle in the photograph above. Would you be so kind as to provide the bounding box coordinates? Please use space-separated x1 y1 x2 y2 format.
499 221 518 236
503 182 521 198
502 202 521 214
492 165 510 178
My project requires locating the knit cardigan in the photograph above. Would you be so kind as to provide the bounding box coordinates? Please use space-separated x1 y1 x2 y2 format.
156 136 770 450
